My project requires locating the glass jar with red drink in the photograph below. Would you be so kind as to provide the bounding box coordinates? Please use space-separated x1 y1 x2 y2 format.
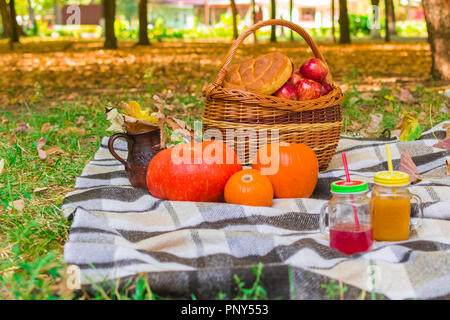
319 181 373 255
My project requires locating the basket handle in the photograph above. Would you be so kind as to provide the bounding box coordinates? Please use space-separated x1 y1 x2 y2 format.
206 19 332 97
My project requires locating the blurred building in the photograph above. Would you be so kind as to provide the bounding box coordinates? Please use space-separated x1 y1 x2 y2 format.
150 0 362 29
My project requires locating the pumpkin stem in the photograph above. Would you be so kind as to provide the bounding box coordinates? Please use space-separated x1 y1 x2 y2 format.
241 174 254 183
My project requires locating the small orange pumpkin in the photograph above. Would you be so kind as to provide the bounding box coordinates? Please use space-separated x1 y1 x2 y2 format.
252 142 318 198
224 169 274 207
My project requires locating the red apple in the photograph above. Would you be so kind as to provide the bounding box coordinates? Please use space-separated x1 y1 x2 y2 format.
286 70 303 87
296 79 322 101
147 140 242 202
274 84 297 100
321 82 333 96
299 58 328 82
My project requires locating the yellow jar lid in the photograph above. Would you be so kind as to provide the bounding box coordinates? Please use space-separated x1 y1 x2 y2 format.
374 171 410 186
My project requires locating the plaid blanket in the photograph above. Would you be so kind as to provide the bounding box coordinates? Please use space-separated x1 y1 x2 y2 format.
62 121 450 300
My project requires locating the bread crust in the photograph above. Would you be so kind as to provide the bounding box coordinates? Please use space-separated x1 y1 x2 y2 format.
223 52 293 95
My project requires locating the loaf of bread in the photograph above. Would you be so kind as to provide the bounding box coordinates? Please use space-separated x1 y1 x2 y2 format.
223 52 293 95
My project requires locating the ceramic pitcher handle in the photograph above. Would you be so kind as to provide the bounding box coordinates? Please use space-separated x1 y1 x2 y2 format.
108 133 130 170
319 202 329 237
409 191 424 231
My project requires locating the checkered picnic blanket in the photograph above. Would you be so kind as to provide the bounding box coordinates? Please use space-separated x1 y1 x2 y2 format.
62 121 450 300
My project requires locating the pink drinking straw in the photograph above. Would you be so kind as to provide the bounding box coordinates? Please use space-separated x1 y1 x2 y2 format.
341 152 361 231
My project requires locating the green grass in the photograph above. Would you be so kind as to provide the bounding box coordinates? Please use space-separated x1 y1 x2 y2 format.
0 83 448 299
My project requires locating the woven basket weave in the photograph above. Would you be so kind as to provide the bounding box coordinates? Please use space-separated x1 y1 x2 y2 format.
202 19 344 171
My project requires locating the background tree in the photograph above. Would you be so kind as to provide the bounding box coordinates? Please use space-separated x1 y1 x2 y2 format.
384 0 390 41
137 0 150 45
251 0 257 42
8 0 19 42
230 0 238 40
331 0 336 42
422 0 450 80
289 0 293 41
270 0 276 42
102 0 117 49
338 0 350 44
387 0 397 36
370 0 381 39
0 0 14 39
27 0 38 35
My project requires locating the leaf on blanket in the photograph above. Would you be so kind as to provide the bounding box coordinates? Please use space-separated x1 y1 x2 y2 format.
105 108 125 132
433 138 450 150
446 158 450 176
121 101 158 124
399 113 423 142
105 107 158 134
399 149 422 182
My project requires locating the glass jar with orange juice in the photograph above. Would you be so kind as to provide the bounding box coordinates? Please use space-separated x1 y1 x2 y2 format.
370 171 424 241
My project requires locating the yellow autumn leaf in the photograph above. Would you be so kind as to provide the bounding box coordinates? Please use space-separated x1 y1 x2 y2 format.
121 101 158 124
399 113 424 142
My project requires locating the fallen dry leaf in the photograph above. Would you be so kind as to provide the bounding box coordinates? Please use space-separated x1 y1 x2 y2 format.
75 116 86 125
395 88 416 103
166 117 194 141
33 187 48 193
0 158 5 175
44 146 64 156
41 122 52 133
359 92 374 100
59 127 86 135
385 104 394 113
36 137 47 160
14 121 29 135
399 149 422 182
10 199 25 213
367 113 383 134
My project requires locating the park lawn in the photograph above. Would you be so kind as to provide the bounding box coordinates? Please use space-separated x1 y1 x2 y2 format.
0 39 449 300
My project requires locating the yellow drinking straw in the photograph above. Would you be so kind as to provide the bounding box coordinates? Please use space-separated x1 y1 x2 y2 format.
386 144 393 173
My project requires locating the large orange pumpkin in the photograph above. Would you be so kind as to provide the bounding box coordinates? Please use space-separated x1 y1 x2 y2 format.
252 142 318 198
224 169 274 207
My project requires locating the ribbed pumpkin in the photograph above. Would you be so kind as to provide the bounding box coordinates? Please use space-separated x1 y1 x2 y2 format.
224 169 274 207
252 142 318 198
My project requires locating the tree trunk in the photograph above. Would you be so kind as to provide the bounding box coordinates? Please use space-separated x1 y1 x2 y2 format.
422 0 450 80
251 0 257 42
137 0 150 45
27 0 38 35
9 0 19 43
270 0 276 42
230 0 238 40
384 0 390 42
370 0 381 39
338 0 350 44
387 0 397 36
0 0 13 39
289 0 294 41
102 0 117 49
331 0 336 42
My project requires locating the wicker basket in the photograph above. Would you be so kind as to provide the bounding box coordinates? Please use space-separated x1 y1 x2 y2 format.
202 19 344 171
